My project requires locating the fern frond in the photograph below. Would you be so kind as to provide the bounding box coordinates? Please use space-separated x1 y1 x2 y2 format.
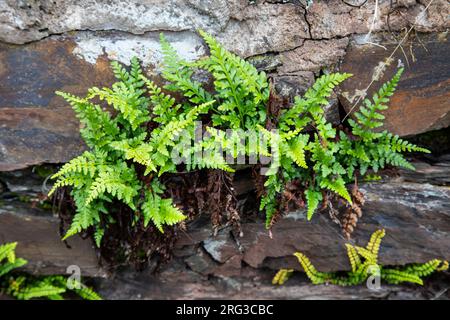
355 246 378 264
48 172 91 197
400 259 448 277
272 269 294 285
345 244 361 273
380 131 430 153
88 83 149 130
56 91 120 148
141 76 182 124
286 134 309 169
142 188 186 232
0 259 27 277
160 33 213 104
294 252 332 285
304 73 352 111
366 228 385 256
198 30 268 129
381 268 423 285
305 188 322 220
351 68 403 137
319 177 352 204
0 242 18 263
85 166 139 208
50 151 98 181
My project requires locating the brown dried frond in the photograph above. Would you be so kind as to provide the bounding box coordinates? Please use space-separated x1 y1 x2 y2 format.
341 182 366 239
265 78 289 130
206 170 241 236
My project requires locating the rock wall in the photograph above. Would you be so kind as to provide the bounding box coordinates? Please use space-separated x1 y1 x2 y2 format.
0 0 449 299
1 0 449 171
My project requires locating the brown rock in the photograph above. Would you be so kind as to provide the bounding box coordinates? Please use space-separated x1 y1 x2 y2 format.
0 205 105 277
1 158 449 277
218 3 309 57
240 180 450 272
0 37 115 171
339 32 450 136
307 0 449 40
278 38 349 73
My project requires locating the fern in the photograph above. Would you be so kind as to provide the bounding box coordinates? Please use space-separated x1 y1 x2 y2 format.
305 188 322 221
161 30 269 130
50 55 200 247
262 69 428 225
273 229 448 287
142 181 186 232
272 269 294 285
51 33 431 260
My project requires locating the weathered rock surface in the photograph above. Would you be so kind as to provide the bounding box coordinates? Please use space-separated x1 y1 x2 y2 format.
0 206 105 277
278 38 349 73
1 1 449 170
307 0 449 39
1 157 449 279
339 32 450 137
93 268 450 299
1 0 448 47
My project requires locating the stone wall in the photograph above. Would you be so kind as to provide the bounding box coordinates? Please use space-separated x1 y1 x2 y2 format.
0 0 449 299
1 0 449 171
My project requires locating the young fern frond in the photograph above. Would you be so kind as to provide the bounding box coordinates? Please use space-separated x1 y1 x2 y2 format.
142 185 186 233
293 252 332 285
366 228 385 256
272 269 294 285
305 188 322 221
160 33 213 104
345 244 362 273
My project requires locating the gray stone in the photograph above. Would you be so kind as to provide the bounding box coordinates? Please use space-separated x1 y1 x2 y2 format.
279 38 349 73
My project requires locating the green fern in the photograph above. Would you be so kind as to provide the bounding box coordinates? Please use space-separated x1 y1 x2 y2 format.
262 69 428 224
161 30 269 130
50 55 200 246
51 33 431 257
274 229 448 287
142 181 186 232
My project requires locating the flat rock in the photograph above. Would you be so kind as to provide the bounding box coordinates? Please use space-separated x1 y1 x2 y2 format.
1 158 449 277
339 32 450 137
279 38 349 73
0 202 105 277
93 267 450 299
307 0 449 39
0 37 115 171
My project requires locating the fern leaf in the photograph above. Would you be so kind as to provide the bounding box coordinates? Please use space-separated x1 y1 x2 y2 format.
366 228 385 257
160 33 213 104
381 269 423 285
0 259 27 278
294 252 332 285
0 242 18 263
319 177 352 204
272 269 294 285
142 189 186 232
345 244 361 273
305 188 322 220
